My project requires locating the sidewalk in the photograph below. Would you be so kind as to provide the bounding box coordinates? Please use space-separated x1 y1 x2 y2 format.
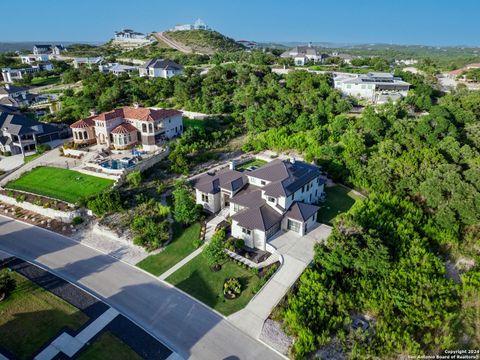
228 224 332 338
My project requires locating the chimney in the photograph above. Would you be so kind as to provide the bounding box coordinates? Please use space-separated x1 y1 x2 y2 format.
133 102 140 109
229 160 236 170
89 108 97 116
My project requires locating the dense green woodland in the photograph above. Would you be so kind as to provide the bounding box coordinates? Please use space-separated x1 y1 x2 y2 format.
43 64 479 357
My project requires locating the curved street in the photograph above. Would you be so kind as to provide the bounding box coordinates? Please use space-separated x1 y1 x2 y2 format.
0 215 283 360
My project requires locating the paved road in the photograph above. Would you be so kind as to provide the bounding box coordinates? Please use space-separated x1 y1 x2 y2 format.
0 216 283 360
153 32 194 54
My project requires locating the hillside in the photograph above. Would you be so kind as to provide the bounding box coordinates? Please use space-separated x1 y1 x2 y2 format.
162 30 244 54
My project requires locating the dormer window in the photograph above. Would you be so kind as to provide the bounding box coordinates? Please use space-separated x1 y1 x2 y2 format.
261 180 266 186
267 197 275 203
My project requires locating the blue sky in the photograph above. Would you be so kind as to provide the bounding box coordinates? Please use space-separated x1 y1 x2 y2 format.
2 0 479 46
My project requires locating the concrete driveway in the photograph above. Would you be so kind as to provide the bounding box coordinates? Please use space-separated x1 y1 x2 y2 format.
228 224 332 339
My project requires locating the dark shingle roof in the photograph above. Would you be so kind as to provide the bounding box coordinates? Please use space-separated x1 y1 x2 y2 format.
0 111 42 135
232 204 282 231
249 159 322 197
230 184 265 208
142 59 183 71
193 169 247 194
285 202 319 222
0 85 27 95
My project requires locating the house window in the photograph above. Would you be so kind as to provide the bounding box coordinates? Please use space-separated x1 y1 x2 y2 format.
242 228 251 236
287 219 301 233
142 123 147 132
233 203 242 213
201 193 208 202
301 185 305 193
267 196 275 203
83 131 88 139
261 180 266 186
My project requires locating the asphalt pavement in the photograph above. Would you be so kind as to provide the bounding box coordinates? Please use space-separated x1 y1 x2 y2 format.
0 215 283 360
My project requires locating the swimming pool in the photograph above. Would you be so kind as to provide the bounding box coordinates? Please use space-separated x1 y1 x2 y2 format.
100 157 135 170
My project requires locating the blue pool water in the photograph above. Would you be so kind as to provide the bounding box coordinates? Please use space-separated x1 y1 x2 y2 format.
100 158 135 169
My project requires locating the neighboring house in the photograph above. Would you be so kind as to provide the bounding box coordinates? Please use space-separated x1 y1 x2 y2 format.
52 45 67 55
394 59 418 66
237 40 257 50
447 63 480 80
0 110 70 155
171 19 211 31
0 84 33 107
139 59 183 78
98 63 138 76
70 105 183 150
73 57 104 69
193 159 325 250
113 29 149 42
33 44 52 55
20 54 50 64
281 44 328 66
2 63 54 83
334 72 411 104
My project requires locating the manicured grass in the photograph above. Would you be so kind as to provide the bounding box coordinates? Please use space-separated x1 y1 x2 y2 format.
6 166 114 203
23 153 41 163
236 158 267 170
166 255 263 315
77 331 142 360
317 185 364 225
0 272 88 360
183 118 206 130
137 222 201 276
31 76 61 86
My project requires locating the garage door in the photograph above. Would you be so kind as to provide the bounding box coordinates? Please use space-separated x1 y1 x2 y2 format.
266 222 281 240
287 219 301 233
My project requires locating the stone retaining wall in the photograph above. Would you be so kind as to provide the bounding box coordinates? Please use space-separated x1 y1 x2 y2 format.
0 193 81 223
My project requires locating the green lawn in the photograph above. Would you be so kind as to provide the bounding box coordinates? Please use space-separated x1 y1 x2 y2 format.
77 331 142 360
137 222 201 276
23 153 41 164
166 255 263 315
317 185 364 225
31 76 61 86
6 166 114 203
183 118 206 130
236 158 267 170
0 272 88 360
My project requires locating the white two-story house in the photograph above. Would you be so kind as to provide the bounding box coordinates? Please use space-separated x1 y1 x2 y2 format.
139 59 183 79
193 159 325 250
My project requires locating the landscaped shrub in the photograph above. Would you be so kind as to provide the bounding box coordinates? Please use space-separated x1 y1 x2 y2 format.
36 144 51 154
172 180 201 226
72 216 83 225
15 194 26 203
234 239 245 250
86 190 123 217
193 238 203 249
0 269 16 301
202 228 227 270
223 277 242 299
126 171 142 187
156 181 168 195
157 204 170 218
132 216 169 251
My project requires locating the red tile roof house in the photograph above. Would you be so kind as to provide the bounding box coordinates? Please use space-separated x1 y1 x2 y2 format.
70 105 183 150
193 159 325 251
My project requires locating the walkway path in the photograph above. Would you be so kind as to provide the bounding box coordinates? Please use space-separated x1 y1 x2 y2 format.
228 224 332 339
158 211 227 280
153 32 193 54
35 307 119 360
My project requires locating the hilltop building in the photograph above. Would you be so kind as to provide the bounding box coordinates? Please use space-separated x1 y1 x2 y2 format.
334 72 411 104
171 19 211 31
193 159 325 250
70 105 183 150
